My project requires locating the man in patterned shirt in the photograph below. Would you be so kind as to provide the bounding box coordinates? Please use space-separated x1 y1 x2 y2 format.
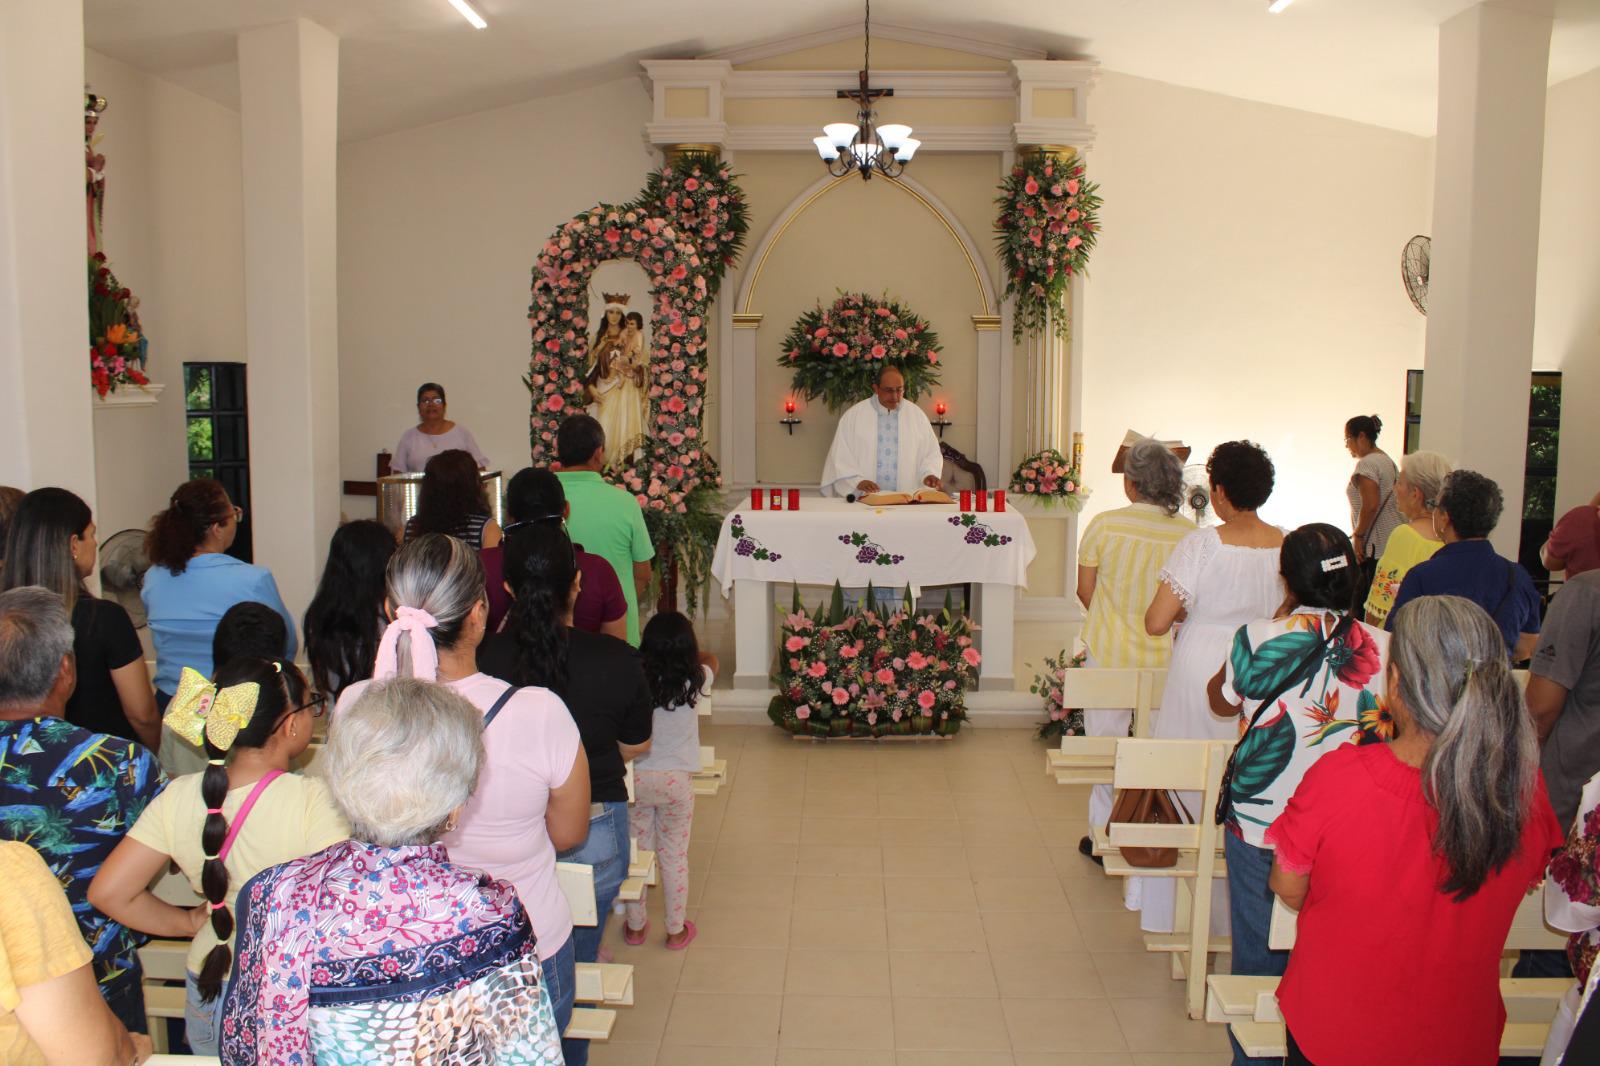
0 587 166 1034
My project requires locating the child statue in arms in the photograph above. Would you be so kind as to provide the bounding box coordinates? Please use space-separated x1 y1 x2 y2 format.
583 293 647 468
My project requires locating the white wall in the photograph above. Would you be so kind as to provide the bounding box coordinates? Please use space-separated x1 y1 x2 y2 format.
83 50 244 537
1533 67 1600 514
1078 71 1431 533
337 76 655 505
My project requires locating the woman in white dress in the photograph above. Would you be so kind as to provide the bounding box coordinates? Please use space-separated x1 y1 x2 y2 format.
1133 440 1286 934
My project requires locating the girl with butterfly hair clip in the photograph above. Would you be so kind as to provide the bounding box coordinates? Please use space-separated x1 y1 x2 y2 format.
89 658 349 1056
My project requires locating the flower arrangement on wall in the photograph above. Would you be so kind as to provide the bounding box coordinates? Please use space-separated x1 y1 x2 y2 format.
994 152 1101 340
88 254 149 398
526 153 749 608
768 583 979 738
1009 448 1090 511
780 292 941 413
1032 648 1087 740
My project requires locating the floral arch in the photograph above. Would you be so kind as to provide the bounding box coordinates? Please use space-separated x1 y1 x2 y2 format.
526 156 748 604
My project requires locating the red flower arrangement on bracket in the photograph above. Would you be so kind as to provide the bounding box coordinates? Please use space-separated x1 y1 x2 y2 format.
526 153 748 608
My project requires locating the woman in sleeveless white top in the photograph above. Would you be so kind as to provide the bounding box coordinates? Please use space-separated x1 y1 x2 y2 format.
1130 450 1285 935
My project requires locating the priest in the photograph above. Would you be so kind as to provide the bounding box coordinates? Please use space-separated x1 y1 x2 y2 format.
820 366 945 497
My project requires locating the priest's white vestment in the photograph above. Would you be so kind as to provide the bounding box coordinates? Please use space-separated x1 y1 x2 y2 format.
820 395 944 497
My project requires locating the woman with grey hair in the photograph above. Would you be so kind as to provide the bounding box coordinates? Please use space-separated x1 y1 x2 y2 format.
1073 437 1195 861
1265 596 1563 1065
1363 450 1451 626
221 679 565 1063
333 533 591 1049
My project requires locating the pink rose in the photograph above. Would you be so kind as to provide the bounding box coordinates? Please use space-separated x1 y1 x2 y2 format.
917 690 937 710
832 688 851 706
1024 177 1040 195
870 344 886 359
1066 179 1080 195
927 352 938 364
546 395 565 412
684 177 700 191
795 705 812 720
789 658 802 670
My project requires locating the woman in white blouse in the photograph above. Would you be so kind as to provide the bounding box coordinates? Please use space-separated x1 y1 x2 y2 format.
391 382 490 473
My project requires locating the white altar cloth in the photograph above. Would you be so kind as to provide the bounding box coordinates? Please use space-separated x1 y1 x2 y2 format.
711 498 1036 691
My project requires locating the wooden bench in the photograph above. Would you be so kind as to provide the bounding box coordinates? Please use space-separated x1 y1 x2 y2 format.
138 939 192 1054
1206 891 1570 1055
1044 668 1165 785
1089 737 1230 1019
554 859 638 1042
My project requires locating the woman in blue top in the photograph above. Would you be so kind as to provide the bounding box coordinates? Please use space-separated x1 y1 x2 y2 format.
141 479 296 717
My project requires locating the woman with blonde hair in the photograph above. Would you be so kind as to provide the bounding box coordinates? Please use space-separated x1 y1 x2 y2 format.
1364 450 1451 627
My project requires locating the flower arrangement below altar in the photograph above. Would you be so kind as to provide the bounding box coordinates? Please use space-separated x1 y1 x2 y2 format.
768 583 979 738
1009 449 1090 511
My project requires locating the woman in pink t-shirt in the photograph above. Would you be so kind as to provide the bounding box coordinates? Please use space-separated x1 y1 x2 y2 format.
335 534 590 1047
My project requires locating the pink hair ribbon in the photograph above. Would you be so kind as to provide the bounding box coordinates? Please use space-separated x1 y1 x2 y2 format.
373 605 441 681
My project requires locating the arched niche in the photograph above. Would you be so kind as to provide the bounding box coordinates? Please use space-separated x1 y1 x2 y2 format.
723 172 1005 487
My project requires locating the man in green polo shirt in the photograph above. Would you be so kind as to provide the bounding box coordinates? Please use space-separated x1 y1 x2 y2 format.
554 415 655 644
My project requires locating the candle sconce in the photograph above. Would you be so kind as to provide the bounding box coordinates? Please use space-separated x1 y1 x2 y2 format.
931 400 953 439
781 398 803 436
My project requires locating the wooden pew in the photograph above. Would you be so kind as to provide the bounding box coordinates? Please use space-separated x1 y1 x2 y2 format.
1090 737 1231 1020
555 860 637 1042
1207 891 1571 1056
1044 668 1165 785
138 939 192 1054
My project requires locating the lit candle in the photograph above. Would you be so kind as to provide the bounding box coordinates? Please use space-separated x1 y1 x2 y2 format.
935 401 948 417
784 398 796 415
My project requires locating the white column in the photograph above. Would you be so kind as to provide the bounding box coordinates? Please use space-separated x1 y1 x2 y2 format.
238 19 340 619
729 315 761 486
0 3 96 499
973 317 1003 482
1421 1 1552 557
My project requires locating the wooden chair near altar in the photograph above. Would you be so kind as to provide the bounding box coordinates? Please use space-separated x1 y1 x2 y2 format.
939 441 986 492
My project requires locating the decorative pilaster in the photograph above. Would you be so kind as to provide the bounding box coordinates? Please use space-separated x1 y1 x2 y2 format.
1010 61 1096 456
642 60 733 159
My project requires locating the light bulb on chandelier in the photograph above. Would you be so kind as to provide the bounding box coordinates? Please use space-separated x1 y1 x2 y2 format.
812 0 916 181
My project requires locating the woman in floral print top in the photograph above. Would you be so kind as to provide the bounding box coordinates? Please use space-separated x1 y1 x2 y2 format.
1206 523 1390 1066
1544 770 1600 1062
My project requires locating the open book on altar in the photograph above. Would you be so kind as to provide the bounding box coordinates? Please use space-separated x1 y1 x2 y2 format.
860 489 956 506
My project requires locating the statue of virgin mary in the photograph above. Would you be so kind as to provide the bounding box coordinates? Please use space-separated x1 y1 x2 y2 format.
583 293 647 468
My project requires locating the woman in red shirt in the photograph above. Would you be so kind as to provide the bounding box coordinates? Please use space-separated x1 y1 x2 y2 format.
1267 594 1564 1065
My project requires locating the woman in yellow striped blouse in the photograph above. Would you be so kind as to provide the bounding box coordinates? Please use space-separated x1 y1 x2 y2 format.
1074 438 1195 861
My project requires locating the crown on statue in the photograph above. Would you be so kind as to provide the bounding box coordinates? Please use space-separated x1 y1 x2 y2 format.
602 292 631 307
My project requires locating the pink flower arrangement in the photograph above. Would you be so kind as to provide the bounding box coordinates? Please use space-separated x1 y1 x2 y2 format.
1009 448 1090 512
1031 648 1088 739
995 154 1102 340
780 293 942 413
770 583 980 738
525 157 748 607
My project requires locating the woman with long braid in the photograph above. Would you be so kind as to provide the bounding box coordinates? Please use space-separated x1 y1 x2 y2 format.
90 657 347 1055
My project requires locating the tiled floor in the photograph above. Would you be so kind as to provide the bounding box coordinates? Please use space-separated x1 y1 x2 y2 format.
589 724 1230 1066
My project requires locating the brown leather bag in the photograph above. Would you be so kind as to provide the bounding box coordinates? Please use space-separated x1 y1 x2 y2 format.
1107 788 1191 868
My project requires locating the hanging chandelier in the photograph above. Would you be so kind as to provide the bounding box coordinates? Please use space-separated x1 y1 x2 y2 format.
812 0 919 181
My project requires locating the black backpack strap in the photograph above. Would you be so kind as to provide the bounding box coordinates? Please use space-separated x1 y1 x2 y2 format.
483 684 519 731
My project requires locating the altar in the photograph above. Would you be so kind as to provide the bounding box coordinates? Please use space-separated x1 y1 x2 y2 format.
711 497 1036 693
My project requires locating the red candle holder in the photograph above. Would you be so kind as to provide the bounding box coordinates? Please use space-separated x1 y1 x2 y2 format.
769 488 784 511
959 490 972 511
750 488 764 510
994 490 1006 512
788 488 800 510
975 490 988 512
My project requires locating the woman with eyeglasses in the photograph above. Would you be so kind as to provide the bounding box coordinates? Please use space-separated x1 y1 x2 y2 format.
142 479 297 728
486 467 627 639
390 381 490 473
89 657 348 1057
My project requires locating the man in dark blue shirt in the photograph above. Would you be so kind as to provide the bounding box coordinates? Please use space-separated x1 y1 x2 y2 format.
1389 469 1540 659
